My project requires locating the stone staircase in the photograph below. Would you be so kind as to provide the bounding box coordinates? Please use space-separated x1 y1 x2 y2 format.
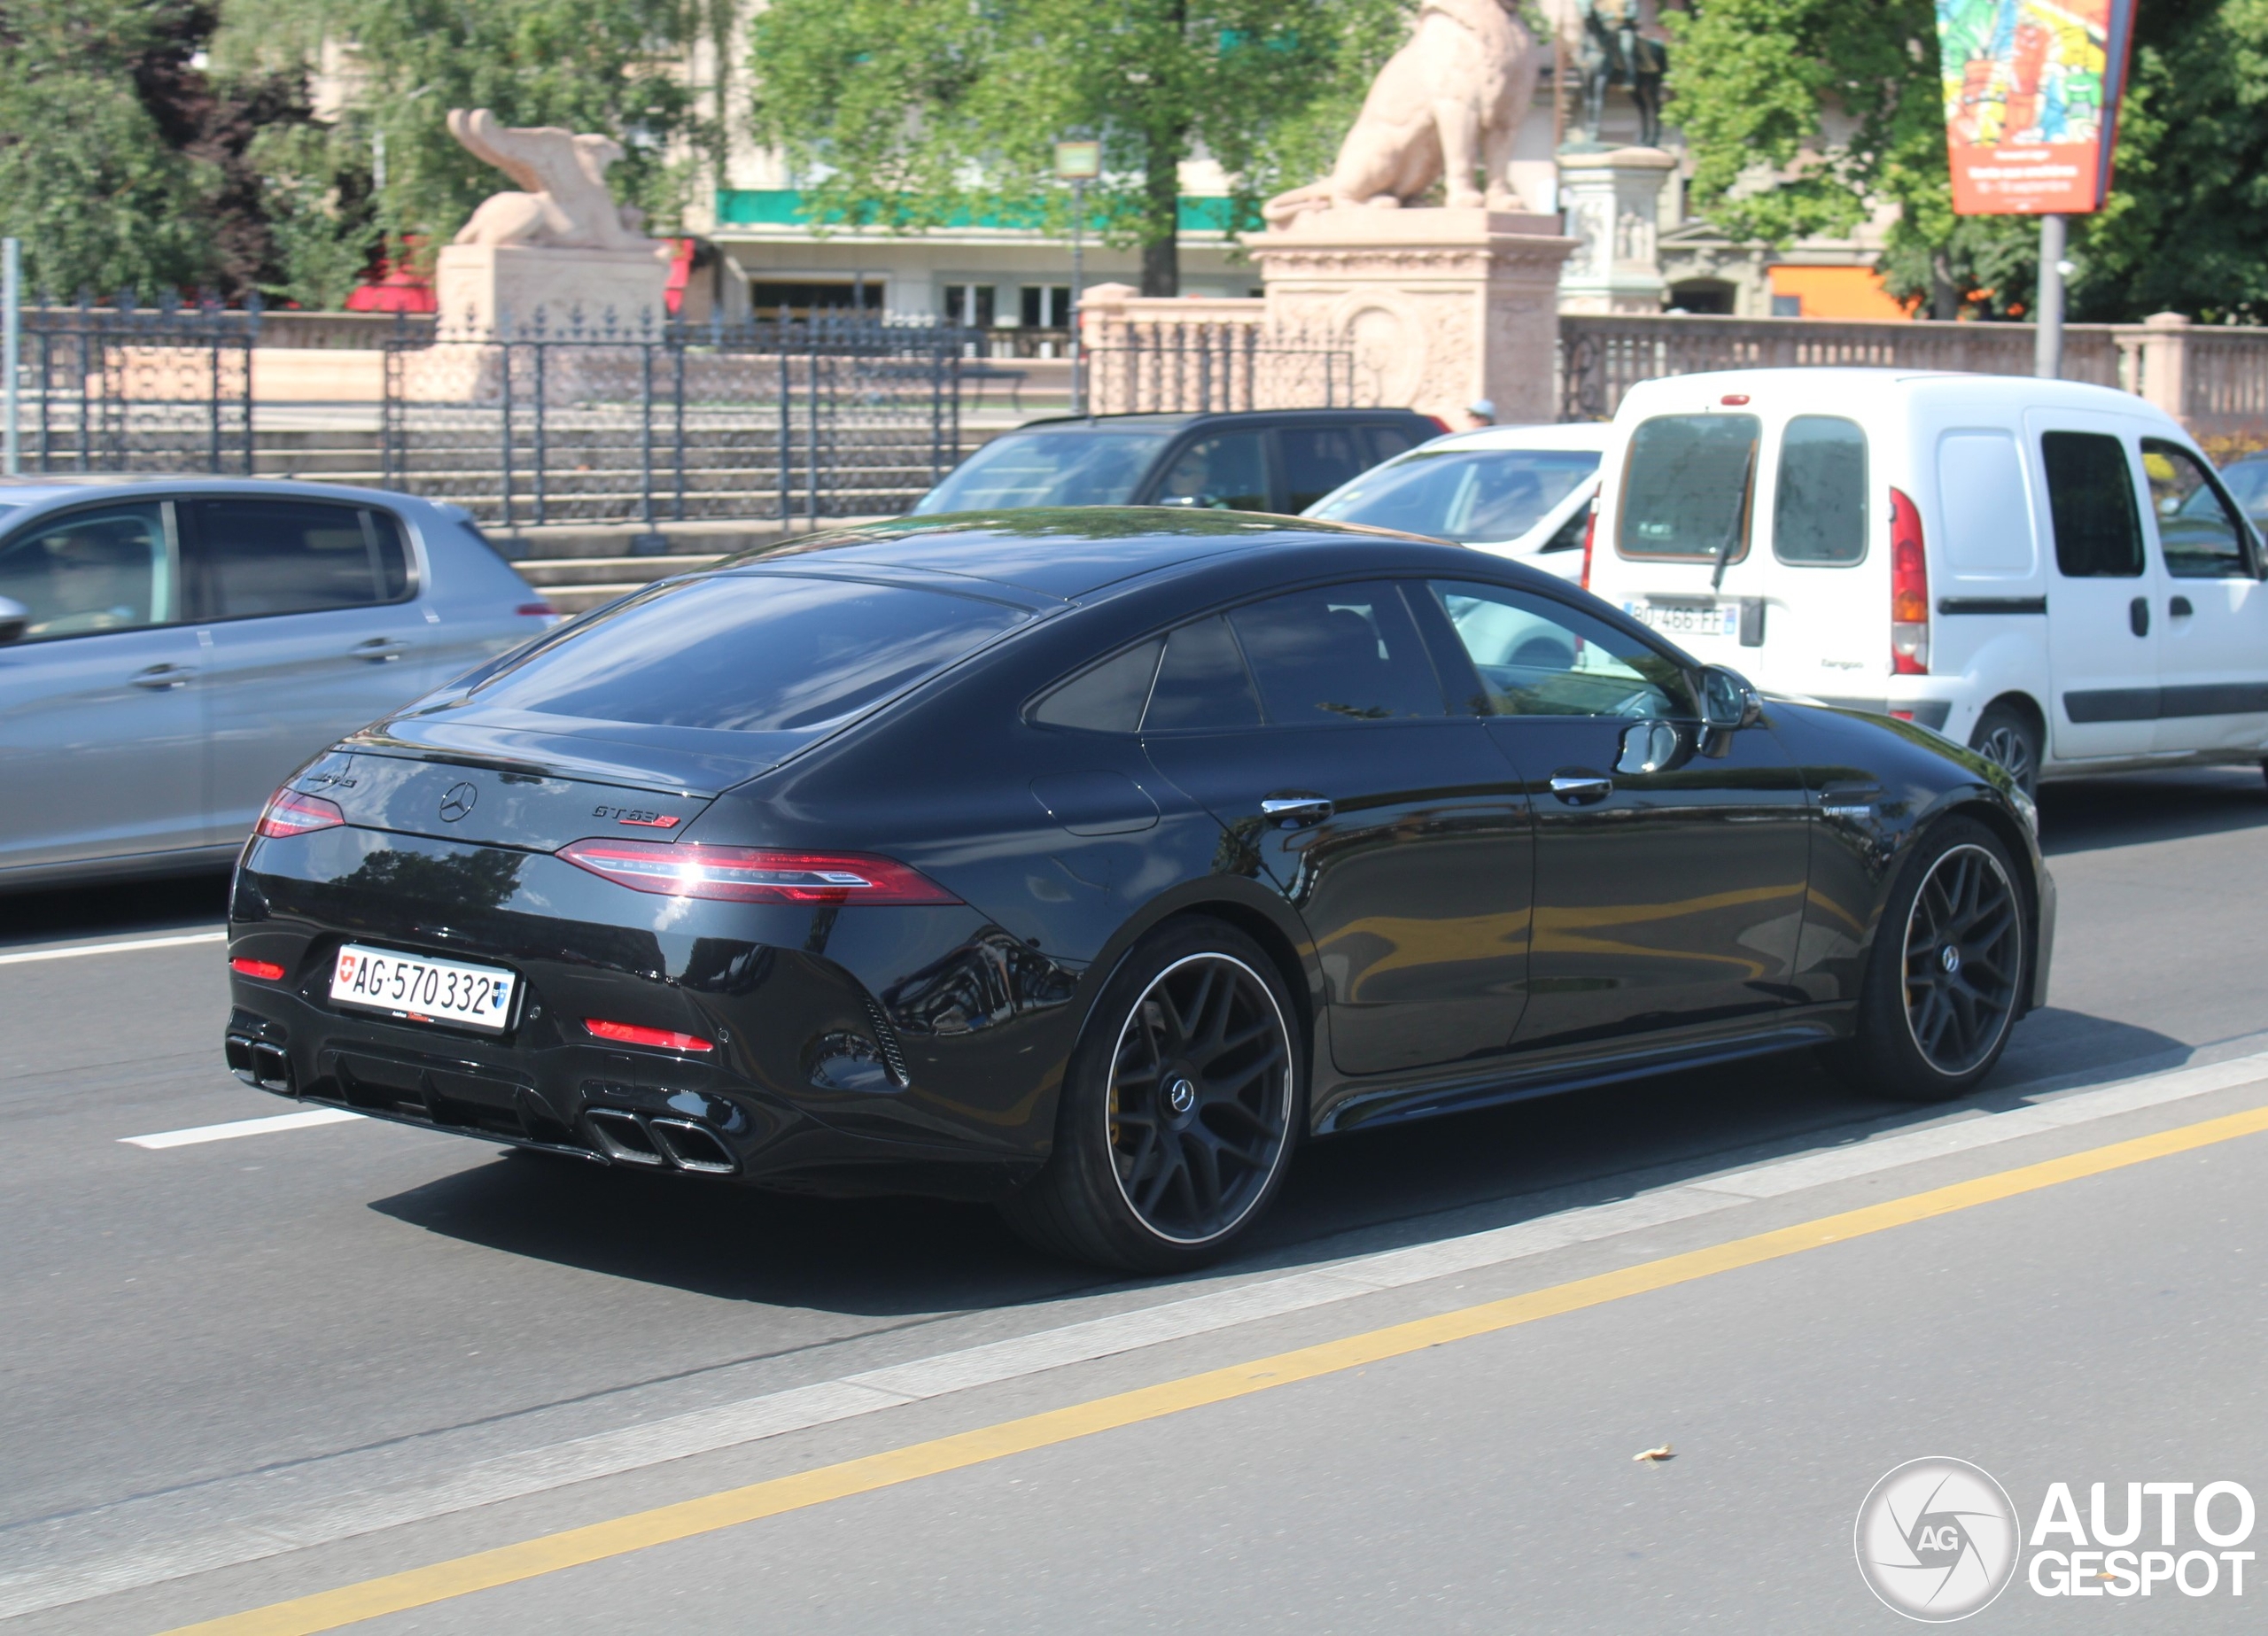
484 517 894 612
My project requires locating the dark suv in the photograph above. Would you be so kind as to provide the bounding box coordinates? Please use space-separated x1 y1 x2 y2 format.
912 408 1443 517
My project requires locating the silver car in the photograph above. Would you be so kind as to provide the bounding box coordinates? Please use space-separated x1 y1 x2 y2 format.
0 477 555 891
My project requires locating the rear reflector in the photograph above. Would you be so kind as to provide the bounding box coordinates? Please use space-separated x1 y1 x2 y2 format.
557 839 960 906
229 958 286 981
584 1018 713 1052
256 789 346 839
516 601 558 618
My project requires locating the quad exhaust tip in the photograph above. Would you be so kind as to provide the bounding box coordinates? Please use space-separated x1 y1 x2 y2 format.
584 1107 738 1175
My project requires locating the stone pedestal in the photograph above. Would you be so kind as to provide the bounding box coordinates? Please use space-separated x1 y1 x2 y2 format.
433 244 672 337
1241 208 1580 424
1555 147 1678 314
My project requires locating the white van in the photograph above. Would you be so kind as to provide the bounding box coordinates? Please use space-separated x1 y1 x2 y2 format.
1304 422 1612 579
1583 368 2268 792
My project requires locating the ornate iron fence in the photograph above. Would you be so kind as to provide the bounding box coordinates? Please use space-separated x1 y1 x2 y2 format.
378 311 974 528
13 293 256 474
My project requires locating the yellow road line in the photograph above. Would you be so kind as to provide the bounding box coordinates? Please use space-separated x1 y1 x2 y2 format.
164 1099 2268 1636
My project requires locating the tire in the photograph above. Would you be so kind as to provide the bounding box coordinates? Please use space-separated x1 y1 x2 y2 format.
1847 817 2030 1103
998 917 1301 1272
1969 702 2041 798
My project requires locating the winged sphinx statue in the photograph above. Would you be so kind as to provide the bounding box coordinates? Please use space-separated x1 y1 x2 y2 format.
446 108 662 252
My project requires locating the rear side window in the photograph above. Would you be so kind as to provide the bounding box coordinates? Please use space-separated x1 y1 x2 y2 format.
2040 431 2143 578
1153 432 1269 512
1276 425 1371 512
1773 416 1867 564
189 500 410 617
1937 431 2036 575
1226 582 1443 725
1143 616 1262 730
470 574 1028 732
1030 639 1162 733
1618 414 1760 561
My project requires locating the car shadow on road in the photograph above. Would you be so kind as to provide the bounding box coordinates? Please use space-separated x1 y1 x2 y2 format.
2039 767 2267 857
365 1003 2194 1320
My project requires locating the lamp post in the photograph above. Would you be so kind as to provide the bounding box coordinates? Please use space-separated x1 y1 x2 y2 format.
1054 139 1101 416
2034 213 2067 380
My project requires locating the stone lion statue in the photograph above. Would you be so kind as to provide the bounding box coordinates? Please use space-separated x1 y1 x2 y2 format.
1262 0 1542 226
446 108 661 252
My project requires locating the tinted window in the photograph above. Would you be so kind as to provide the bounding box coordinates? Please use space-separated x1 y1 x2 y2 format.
1937 430 2036 574
1618 414 1760 561
1426 580 1690 718
1309 447 1599 542
189 500 409 617
0 503 173 640
913 430 1170 512
1365 424 1424 464
1153 432 1268 511
2041 431 2144 578
2218 458 2268 520
1276 425 1371 512
1030 639 1162 733
1226 583 1443 725
1142 616 1262 731
470 574 1028 732
2142 439 2251 578
1773 416 1867 564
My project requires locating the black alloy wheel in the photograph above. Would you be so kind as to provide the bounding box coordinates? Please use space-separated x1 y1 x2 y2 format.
1969 703 2040 798
1845 817 2029 1102
1000 919 1300 1271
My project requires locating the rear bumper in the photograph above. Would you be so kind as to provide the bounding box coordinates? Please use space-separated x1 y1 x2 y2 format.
224 827 1088 1197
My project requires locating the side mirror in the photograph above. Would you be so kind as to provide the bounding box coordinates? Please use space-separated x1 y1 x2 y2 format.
0 597 27 647
1699 665 1762 732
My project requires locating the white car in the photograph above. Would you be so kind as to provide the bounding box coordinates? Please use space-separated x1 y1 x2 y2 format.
1581 367 2268 794
1301 422 1611 579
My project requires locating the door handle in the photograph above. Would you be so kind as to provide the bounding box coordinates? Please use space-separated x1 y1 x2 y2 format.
352 638 408 663
1548 772 1614 803
2129 596 2150 636
2170 595 2194 618
129 663 194 690
1260 793 1333 828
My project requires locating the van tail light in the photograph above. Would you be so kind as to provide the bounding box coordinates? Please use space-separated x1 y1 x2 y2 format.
1890 487 1930 675
256 789 345 839
1579 500 1598 591
557 839 961 905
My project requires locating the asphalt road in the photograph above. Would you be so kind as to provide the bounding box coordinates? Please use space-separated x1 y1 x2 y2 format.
3 766 2265 1633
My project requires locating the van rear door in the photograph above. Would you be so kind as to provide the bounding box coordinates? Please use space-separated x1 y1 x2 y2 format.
2024 411 2163 759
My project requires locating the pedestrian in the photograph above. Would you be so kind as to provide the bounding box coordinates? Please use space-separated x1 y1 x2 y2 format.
1465 398 1496 430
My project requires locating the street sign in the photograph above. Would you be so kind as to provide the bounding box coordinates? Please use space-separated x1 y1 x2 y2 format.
1937 0 2137 214
1053 140 1102 182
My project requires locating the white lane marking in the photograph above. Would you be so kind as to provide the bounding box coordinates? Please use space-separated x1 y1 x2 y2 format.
121 1109 363 1150
8 1045 2266 1621
0 930 224 966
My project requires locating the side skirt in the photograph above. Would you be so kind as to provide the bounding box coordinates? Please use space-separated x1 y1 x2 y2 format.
1312 1006 1855 1136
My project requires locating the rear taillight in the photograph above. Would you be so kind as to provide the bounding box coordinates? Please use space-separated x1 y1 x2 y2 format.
516 601 557 618
1424 415 1452 435
256 789 345 840
584 1018 713 1052
1890 487 1930 675
229 957 285 981
1579 500 1598 591
557 839 961 905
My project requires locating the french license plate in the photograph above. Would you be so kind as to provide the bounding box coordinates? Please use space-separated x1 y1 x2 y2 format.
1626 600 1738 639
330 943 517 1034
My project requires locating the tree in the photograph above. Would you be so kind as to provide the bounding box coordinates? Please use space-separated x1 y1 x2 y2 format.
746 0 1409 296
215 0 707 261
1665 0 2268 323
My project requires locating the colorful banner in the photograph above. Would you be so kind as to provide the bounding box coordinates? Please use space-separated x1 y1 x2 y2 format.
1937 0 2138 214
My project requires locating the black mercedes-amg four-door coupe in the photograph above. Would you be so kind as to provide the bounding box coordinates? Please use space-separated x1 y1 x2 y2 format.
225 512 2053 1270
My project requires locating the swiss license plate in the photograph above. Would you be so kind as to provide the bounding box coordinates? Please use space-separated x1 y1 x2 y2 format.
1627 600 1738 640
330 943 517 1034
